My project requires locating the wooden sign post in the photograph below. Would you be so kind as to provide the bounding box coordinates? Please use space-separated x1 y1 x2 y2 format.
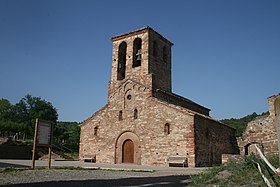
32 118 53 169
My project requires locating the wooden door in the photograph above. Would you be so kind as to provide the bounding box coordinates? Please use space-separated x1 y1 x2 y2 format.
122 139 134 163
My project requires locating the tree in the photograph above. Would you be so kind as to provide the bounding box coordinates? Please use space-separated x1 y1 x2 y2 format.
0 95 58 139
0 99 13 120
54 121 80 152
14 94 58 123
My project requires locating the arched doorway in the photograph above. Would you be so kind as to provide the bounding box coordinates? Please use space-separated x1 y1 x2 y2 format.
244 142 263 156
122 139 134 163
115 131 141 164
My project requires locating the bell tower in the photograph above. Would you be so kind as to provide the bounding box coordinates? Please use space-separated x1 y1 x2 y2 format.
108 27 173 96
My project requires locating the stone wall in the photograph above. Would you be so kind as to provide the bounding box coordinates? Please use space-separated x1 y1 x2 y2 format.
0 145 32 159
80 80 197 167
237 94 279 156
194 115 239 167
148 29 173 92
79 79 238 167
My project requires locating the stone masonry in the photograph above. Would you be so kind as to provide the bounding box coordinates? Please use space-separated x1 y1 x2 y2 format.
79 27 239 167
238 94 280 156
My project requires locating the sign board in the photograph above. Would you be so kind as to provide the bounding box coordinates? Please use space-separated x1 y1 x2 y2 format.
37 120 52 146
32 118 53 169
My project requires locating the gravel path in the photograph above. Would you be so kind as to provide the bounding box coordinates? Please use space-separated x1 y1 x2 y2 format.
0 169 192 187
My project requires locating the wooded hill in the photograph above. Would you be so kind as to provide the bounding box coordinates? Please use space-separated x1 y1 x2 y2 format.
221 111 269 137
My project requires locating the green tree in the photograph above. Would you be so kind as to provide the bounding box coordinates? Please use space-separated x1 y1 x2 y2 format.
14 94 58 123
54 121 80 152
0 99 13 120
0 95 58 139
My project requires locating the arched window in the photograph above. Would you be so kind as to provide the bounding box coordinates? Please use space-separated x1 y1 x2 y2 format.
94 127 98 136
117 42 127 80
153 41 158 57
163 45 167 63
133 38 142 67
164 123 170 135
134 109 138 119
119 110 123 121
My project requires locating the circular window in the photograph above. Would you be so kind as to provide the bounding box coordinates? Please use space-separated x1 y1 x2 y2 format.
127 95 132 100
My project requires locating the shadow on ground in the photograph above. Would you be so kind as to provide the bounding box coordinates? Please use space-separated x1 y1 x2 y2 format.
3 175 191 187
0 162 29 168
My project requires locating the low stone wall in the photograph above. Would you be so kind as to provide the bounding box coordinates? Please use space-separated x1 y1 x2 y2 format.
222 154 243 164
0 145 32 159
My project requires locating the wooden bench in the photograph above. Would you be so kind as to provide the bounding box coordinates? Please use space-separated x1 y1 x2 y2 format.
168 156 187 167
83 155 96 163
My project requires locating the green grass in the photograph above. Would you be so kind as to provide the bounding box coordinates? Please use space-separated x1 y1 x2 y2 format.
190 154 280 187
0 168 27 174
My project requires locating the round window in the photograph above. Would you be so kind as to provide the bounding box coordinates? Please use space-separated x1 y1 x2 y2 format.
127 95 132 100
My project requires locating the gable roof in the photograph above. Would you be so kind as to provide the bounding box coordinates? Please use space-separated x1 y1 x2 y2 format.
153 89 211 116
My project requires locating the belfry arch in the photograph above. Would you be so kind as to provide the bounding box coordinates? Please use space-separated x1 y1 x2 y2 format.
117 41 127 80
115 131 141 164
133 38 142 68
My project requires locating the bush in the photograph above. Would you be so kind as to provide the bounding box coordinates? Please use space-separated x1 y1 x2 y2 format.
190 155 280 186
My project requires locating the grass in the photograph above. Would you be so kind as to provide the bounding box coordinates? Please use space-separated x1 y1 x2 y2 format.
0 168 27 174
190 154 280 187
0 166 155 174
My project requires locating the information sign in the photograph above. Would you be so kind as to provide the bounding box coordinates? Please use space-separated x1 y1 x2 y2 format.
32 118 53 169
37 120 52 146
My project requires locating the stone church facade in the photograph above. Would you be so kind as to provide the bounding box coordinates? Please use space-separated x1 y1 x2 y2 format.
79 27 239 167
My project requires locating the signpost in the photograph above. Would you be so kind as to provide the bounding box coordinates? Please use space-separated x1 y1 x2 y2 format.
32 118 53 169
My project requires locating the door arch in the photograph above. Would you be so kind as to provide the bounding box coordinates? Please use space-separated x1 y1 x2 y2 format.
115 131 141 164
244 142 263 156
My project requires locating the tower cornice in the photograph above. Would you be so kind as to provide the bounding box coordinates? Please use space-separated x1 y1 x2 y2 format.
111 26 173 46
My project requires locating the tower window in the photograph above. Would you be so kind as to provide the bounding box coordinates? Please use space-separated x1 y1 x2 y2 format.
119 111 123 121
164 123 170 135
117 42 127 80
134 109 138 119
163 46 167 63
153 41 158 57
133 38 142 68
94 127 98 136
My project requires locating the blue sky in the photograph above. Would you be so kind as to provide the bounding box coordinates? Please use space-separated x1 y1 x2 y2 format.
0 0 279 122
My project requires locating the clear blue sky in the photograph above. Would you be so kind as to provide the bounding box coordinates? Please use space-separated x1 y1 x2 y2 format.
0 0 279 122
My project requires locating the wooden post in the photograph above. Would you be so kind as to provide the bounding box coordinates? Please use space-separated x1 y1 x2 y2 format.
31 118 39 169
48 147 52 169
48 122 54 169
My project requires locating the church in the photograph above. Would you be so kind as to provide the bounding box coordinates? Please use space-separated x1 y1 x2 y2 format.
79 27 238 167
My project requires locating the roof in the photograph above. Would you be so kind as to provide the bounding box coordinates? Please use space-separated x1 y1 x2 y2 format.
152 95 234 130
111 26 173 46
153 89 211 116
80 104 108 126
268 93 280 99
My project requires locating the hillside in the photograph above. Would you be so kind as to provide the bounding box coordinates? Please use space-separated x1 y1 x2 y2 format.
221 111 269 137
